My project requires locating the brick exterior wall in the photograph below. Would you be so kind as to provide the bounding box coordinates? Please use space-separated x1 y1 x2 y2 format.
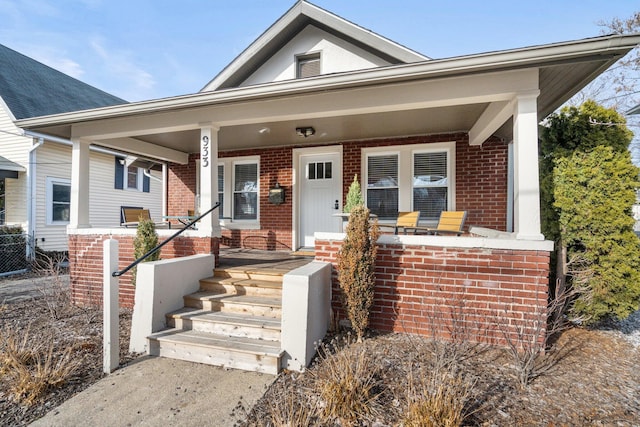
219 147 294 250
315 237 550 346
68 234 219 308
166 132 510 250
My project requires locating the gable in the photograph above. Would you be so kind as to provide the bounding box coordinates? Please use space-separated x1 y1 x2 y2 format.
239 24 394 87
202 1 428 91
0 44 127 120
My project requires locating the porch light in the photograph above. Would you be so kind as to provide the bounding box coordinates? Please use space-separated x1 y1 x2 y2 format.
295 126 315 137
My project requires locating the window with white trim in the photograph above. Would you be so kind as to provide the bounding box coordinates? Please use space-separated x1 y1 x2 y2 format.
114 157 149 192
217 164 224 215
366 153 399 220
364 142 455 223
233 162 258 220
413 151 449 221
46 177 71 225
199 156 259 223
126 166 141 190
296 53 321 78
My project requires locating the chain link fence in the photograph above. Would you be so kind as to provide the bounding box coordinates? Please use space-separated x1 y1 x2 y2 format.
0 226 30 276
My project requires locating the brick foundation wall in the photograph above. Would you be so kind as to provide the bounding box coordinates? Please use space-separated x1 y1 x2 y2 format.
315 237 550 346
69 233 219 308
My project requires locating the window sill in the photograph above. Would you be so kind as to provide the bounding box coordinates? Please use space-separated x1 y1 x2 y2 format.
220 221 260 230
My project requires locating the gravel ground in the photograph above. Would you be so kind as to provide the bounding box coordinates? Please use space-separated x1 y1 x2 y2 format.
609 309 640 348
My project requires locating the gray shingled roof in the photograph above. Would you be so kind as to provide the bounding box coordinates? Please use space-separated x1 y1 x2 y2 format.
0 44 126 120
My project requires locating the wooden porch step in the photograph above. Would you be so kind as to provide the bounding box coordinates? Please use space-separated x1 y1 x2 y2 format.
199 276 282 298
184 292 282 318
167 308 281 341
214 268 285 283
148 329 282 375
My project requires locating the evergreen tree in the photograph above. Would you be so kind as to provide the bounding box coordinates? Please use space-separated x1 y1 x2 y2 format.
132 217 160 286
540 100 640 323
336 205 379 341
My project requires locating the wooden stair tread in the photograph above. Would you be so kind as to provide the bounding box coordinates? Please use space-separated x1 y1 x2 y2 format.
186 292 282 307
214 268 286 281
168 308 281 329
149 328 282 356
200 276 283 289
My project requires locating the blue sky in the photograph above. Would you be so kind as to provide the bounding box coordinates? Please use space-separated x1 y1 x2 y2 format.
0 0 638 102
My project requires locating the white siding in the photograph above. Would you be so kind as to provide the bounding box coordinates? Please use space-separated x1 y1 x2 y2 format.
240 25 391 87
87 150 163 227
33 143 71 251
34 144 163 252
0 99 29 227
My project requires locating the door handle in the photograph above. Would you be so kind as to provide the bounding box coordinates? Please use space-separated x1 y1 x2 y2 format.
334 200 339 210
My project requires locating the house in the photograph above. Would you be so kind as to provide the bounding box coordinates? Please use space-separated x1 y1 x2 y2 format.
15 1 640 371
0 43 164 256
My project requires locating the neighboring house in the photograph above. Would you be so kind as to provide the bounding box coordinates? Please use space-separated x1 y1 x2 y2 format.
0 44 164 253
14 2 640 370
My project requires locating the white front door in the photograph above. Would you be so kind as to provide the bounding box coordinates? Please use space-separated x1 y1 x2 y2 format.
299 151 342 248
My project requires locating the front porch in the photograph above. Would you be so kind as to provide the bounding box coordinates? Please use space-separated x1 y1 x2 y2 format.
74 222 552 373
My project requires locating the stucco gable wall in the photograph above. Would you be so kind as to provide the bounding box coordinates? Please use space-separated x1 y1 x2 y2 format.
240 25 393 87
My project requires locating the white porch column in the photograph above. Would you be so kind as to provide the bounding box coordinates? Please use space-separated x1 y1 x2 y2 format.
199 125 221 236
70 139 91 228
512 92 544 241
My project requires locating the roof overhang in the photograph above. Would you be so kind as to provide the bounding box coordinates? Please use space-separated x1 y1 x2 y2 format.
15 34 640 163
0 155 25 178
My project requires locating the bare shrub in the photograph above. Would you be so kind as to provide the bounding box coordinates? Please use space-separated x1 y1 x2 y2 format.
404 366 476 427
32 251 72 320
496 287 582 388
312 335 381 426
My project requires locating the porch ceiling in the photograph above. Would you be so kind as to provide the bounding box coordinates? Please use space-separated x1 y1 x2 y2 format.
133 103 490 152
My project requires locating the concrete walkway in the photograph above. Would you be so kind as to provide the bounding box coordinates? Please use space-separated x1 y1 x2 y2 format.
30 356 274 427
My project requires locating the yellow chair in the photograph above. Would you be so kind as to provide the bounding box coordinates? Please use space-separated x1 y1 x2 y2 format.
379 211 421 235
412 211 467 236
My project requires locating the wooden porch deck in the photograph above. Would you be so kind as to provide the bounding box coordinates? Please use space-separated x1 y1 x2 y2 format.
217 248 314 274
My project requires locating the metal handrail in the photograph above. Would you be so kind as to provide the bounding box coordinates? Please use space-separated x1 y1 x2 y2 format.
112 202 220 277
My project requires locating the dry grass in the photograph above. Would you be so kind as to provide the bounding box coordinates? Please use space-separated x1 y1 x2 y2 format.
0 326 82 406
313 336 381 426
243 328 640 426
261 376 318 427
404 367 476 427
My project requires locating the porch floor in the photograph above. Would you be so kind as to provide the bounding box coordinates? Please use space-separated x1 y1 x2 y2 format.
217 248 314 274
